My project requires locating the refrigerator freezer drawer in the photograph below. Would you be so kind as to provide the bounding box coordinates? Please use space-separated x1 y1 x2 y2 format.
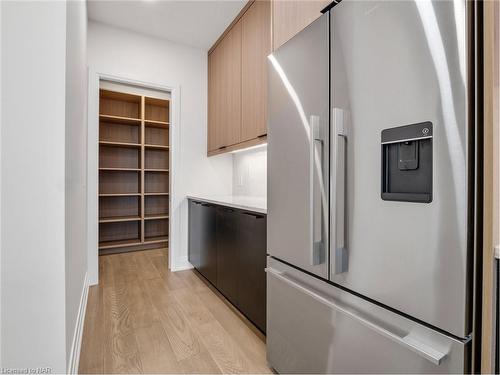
267 257 469 374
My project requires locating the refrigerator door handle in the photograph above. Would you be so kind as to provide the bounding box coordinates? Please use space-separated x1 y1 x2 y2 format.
310 115 326 266
331 108 348 274
266 267 448 366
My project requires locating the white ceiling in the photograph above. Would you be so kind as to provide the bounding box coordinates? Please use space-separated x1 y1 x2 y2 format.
87 0 248 50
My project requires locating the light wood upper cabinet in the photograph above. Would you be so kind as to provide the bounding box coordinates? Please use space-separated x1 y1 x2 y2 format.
272 0 329 50
209 20 242 152
208 0 328 155
207 51 217 152
208 1 271 155
219 21 242 149
241 0 271 142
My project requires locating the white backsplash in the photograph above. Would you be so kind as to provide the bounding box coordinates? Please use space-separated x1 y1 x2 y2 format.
232 146 267 198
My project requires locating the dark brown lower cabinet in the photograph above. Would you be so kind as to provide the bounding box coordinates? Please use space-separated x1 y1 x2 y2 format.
188 200 217 286
237 211 267 332
216 207 240 303
188 199 267 333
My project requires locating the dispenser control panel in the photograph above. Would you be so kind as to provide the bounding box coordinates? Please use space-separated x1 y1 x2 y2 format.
381 122 433 203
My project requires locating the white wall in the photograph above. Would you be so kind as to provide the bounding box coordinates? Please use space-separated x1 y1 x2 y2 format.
233 146 267 198
1 1 89 370
0 1 3 366
1 1 67 371
87 21 232 272
65 0 88 369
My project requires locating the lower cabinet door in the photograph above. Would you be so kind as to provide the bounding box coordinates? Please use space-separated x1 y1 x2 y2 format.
238 211 267 332
190 200 268 333
216 207 240 303
198 203 217 285
188 200 202 269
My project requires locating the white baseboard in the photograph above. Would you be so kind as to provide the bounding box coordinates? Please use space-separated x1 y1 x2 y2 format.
171 256 193 272
68 272 90 374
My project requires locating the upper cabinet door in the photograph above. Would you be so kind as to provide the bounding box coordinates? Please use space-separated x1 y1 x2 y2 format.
208 21 242 152
241 0 271 141
207 51 218 152
218 20 242 149
272 0 329 50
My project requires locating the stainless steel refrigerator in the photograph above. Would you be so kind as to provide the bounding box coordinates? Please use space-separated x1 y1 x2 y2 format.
267 0 474 373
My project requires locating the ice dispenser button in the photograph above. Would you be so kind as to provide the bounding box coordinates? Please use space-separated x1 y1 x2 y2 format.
381 122 433 203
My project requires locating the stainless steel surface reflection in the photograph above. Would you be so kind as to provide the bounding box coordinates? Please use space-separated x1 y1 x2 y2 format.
266 0 472 372
329 0 469 338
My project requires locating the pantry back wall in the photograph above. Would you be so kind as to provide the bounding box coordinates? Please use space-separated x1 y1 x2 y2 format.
87 21 233 281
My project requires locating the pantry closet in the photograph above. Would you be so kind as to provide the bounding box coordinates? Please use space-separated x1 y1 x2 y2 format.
98 82 170 254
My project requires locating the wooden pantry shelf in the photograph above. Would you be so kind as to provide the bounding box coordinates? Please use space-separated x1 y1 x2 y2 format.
99 167 141 172
145 144 170 150
99 238 142 250
144 215 169 220
144 169 169 172
145 119 170 128
99 140 141 148
99 193 141 197
144 236 169 244
99 215 141 223
99 114 141 125
144 192 169 196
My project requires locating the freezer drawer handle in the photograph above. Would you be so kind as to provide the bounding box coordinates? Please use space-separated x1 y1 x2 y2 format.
266 267 448 366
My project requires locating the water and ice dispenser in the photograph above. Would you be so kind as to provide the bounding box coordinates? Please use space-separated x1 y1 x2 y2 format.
381 122 433 203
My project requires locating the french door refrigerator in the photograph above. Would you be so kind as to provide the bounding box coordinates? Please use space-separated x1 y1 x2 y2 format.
267 0 474 373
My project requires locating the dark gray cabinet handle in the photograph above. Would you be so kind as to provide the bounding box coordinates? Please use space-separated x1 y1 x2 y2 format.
191 201 213 208
242 212 265 219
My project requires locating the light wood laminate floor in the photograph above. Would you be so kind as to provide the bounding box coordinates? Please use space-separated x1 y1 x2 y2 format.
78 248 271 374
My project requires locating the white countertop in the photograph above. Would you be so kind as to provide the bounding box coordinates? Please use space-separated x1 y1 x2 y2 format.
187 195 267 214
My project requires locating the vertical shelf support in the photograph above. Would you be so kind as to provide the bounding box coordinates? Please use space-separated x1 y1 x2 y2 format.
140 95 146 243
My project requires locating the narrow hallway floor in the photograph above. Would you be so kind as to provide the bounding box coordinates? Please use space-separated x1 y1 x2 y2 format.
78 248 271 374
